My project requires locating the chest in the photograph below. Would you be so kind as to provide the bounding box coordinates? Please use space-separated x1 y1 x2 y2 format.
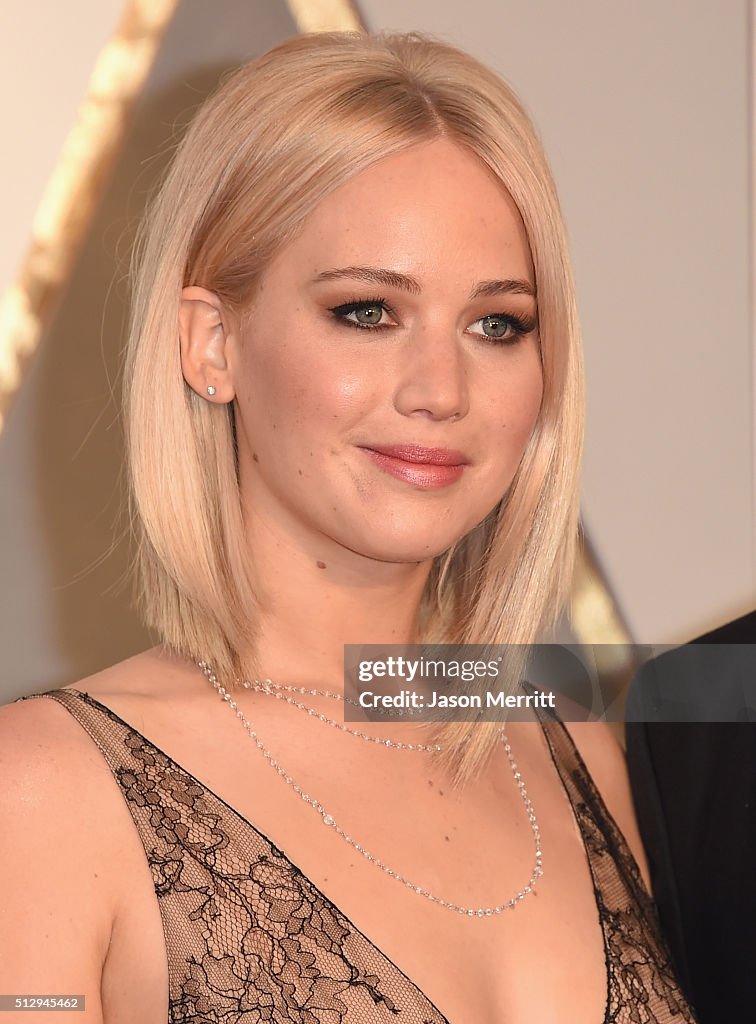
100 722 611 1024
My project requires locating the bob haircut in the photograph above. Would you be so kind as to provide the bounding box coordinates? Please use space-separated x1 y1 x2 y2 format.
124 29 584 786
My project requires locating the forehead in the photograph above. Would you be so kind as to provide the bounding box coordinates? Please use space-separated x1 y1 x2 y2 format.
267 138 534 290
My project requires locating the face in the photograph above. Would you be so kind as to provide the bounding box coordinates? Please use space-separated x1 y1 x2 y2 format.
228 138 543 564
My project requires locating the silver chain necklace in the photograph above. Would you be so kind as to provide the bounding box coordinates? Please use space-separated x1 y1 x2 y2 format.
241 678 443 750
197 659 543 916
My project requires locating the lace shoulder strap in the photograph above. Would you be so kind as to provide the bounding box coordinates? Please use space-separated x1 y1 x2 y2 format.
530 695 697 1023
17 689 448 1024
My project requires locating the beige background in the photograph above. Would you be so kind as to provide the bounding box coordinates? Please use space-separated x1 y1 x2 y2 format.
0 1 124 297
0 0 753 699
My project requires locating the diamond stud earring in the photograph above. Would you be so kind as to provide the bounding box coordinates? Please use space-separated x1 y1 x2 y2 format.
206 385 217 396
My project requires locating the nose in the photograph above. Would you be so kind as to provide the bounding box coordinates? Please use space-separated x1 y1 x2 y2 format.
393 323 470 422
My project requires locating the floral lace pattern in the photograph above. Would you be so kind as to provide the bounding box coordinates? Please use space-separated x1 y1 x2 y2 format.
18 688 697 1023
534 700 697 1024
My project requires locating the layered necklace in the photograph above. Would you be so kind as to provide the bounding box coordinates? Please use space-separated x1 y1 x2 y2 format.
197 660 543 917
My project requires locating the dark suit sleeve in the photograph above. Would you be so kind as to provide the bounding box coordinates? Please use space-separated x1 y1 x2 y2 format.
624 612 756 1022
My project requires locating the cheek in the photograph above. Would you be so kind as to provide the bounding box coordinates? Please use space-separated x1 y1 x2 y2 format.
236 333 376 439
491 353 544 445
520 365 545 432
316 369 376 419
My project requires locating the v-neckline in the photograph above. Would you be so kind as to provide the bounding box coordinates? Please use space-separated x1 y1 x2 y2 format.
54 686 612 1024
61 687 453 1023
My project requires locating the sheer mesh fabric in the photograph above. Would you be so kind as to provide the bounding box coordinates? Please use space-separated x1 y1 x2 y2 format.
17 688 697 1023
534 701 697 1024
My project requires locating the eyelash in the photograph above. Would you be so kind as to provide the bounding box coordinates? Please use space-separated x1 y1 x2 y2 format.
327 297 537 345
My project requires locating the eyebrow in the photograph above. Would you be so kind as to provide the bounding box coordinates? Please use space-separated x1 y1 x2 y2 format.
312 265 536 300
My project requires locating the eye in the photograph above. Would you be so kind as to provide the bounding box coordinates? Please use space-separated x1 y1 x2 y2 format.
328 298 394 330
469 312 537 345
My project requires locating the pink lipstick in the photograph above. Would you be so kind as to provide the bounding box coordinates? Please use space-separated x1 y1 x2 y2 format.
359 444 469 489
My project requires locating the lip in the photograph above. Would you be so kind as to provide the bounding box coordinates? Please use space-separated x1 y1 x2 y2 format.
360 444 469 466
358 444 469 489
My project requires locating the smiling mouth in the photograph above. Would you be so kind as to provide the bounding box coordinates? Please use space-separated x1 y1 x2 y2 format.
359 443 469 466
358 445 468 489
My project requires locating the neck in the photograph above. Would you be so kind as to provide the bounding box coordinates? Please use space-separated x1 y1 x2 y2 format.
240 499 436 692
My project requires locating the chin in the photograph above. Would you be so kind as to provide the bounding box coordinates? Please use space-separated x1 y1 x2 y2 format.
341 521 471 566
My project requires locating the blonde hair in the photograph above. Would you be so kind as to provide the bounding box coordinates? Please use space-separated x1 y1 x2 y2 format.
124 29 584 786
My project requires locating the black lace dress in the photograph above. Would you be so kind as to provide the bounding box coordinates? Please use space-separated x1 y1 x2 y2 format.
16 688 698 1023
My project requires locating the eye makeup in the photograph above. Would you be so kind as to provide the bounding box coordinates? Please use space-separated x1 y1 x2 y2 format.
327 297 537 345
328 297 396 330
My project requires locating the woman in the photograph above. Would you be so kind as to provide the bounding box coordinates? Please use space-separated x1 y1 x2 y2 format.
0 30 696 1024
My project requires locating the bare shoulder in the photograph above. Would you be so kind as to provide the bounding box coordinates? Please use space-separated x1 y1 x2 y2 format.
0 652 165 891
562 718 653 894
50 644 208 730
0 690 120 1019
0 647 177 1022
0 644 174 893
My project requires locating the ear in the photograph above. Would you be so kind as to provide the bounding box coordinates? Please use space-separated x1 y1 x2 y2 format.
179 286 236 403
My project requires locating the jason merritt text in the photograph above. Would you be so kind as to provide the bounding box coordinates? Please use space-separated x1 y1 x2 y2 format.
358 689 556 709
